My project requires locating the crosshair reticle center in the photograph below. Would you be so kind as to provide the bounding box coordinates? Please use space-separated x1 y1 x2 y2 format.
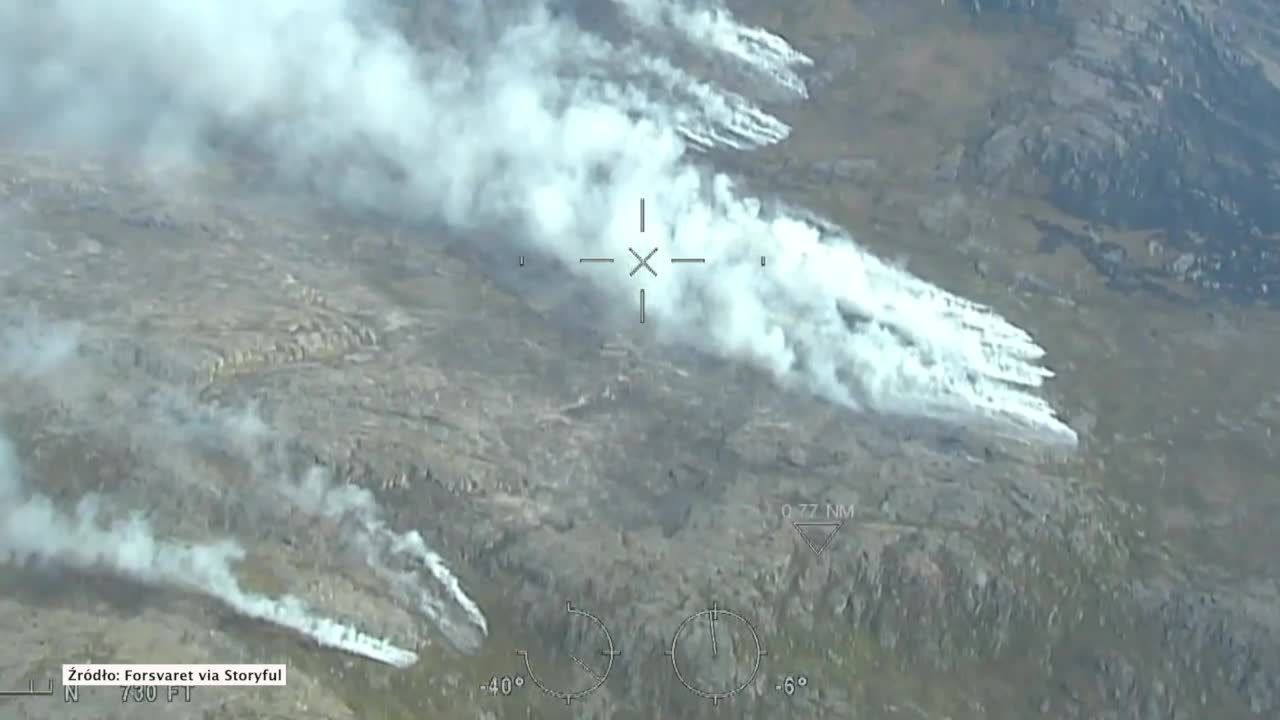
572 198 761 324
629 247 658 277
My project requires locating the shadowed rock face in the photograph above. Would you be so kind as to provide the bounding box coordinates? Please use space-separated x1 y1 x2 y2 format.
968 0 1280 305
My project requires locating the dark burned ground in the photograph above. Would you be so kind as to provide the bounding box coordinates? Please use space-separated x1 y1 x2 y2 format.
3 1 1280 719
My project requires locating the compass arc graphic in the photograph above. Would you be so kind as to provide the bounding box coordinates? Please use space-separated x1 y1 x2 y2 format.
517 602 620 705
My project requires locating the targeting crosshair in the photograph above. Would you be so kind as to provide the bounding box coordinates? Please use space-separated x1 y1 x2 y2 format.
575 198 712 324
666 602 767 705
517 602 620 705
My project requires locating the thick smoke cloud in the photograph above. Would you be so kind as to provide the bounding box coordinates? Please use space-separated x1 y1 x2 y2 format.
0 0 1076 444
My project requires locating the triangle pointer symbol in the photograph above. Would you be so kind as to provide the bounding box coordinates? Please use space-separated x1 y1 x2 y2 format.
792 520 844 558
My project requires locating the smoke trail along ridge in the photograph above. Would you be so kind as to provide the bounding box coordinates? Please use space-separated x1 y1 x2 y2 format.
0 0 1076 443
612 0 814 97
0 488 419 668
279 466 489 651
114 383 491 653
0 321 492 667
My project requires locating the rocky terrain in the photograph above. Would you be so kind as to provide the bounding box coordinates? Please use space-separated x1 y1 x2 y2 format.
965 0 1280 306
2 1 1279 719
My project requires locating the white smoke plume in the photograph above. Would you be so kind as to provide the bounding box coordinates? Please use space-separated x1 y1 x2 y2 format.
613 0 814 98
0 0 1076 444
277 465 490 653
575 40 794 149
0 320 488 667
121 385 491 655
0 469 419 668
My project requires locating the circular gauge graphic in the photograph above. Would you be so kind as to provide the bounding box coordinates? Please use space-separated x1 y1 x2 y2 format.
517 602 620 705
666 602 766 705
